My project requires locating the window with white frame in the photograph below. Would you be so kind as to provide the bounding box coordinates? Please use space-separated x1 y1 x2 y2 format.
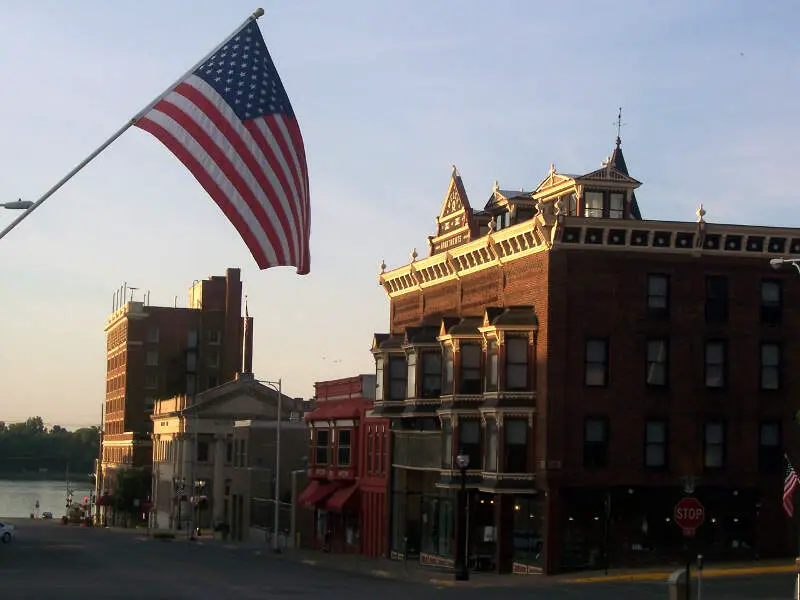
460 344 481 394
406 352 417 399
421 352 442 398
337 429 352 467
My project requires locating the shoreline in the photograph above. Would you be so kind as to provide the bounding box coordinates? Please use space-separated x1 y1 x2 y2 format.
0 473 92 483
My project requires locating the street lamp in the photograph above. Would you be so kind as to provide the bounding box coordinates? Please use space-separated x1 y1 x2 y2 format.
770 257 800 276
454 453 470 581
1 199 32 210
254 377 283 554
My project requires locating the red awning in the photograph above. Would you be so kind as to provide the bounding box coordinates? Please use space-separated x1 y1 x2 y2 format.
324 484 358 513
298 481 339 507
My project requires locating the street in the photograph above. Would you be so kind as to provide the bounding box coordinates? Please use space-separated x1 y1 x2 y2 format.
0 519 794 599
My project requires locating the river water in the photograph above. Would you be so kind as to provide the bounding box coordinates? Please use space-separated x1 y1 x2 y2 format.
0 479 92 518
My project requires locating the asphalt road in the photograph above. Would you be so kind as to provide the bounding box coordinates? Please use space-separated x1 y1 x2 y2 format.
0 519 794 599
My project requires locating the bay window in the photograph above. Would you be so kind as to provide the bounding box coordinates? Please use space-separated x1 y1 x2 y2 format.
315 429 329 465
460 344 481 394
504 419 528 472
485 419 498 471
406 352 417 399
337 429 351 467
459 420 481 468
388 355 407 400
485 340 498 392
505 337 529 390
442 346 454 395
421 352 442 398
375 356 384 401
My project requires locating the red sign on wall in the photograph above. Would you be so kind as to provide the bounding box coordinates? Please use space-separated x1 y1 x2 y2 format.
674 497 705 537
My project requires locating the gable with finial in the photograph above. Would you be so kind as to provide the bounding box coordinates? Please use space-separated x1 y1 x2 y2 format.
428 166 476 255
532 163 577 196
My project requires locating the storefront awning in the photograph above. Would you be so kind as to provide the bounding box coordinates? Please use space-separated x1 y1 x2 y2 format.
324 483 358 513
298 480 339 507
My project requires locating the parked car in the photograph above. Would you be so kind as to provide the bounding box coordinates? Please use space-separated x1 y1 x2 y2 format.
41 512 53 520
0 523 16 543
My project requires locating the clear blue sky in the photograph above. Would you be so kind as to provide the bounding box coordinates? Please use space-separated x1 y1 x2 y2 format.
0 0 798 429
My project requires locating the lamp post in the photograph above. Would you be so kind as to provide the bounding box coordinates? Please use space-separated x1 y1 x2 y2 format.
454 453 470 581
0 199 33 210
254 377 283 554
769 257 800 276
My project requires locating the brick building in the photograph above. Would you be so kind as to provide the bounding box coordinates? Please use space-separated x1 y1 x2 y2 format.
373 137 800 574
100 268 253 497
299 375 391 556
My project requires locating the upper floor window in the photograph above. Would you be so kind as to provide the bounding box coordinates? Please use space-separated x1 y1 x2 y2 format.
584 417 609 468
565 193 578 216
705 276 729 323
705 341 726 388
458 420 481 468
187 329 198 349
644 420 668 469
197 439 210 463
761 343 781 390
421 352 442 398
646 339 668 387
315 429 329 465
460 344 482 394
608 192 625 218
484 419 498 471
207 330 221 344
375 356 384 401
406 352 417 399
504 419 528 472
759 421 781 472
584 191 604 218
505 337 529 391
703 421 725 470
146 350 159 366
388 355 406 400
761 279 782 325
146 326 159 343
441 421 452 469
585 338 609 387
485 340 498 392
647 274 670 319
442 346 454 395
337 429 351 467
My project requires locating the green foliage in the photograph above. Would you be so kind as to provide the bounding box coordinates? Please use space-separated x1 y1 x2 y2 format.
113 468 149 512
0 416 99 478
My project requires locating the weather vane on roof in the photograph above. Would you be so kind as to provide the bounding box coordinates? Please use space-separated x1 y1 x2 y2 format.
615 106 626 148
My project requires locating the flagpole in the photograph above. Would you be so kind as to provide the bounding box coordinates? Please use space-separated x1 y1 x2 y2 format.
0 7 265 243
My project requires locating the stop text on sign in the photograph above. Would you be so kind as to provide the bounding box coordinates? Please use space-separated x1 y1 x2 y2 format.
675 507 704 520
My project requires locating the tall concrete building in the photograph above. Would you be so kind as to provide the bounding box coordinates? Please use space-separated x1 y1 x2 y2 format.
100 268 254 493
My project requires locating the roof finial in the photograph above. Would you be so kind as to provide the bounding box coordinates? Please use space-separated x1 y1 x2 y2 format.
452 164 458 178
244 294 249 318
493 180 499 193
615 106 624 149
696 203 706 223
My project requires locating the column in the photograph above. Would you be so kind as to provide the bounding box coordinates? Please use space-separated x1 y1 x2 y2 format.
213 435 226 523
494 495 515 573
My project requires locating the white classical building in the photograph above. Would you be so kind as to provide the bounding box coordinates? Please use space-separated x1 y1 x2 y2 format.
150 372 302 534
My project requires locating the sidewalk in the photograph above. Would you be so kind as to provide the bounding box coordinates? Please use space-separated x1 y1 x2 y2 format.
160 532 798 588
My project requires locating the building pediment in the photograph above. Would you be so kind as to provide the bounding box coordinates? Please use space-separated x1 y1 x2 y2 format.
184 377 293 420
429 166 476 256
577 166 641 186
532 166 577 197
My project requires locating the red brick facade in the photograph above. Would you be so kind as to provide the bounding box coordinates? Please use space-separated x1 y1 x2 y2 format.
300 375 390 557
375 150 800 574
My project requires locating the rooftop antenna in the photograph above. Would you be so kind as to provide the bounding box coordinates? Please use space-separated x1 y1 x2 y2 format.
615 106 626 148
128 287 139 301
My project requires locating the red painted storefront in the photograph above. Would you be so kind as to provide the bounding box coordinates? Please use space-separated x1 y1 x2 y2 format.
298 375 390 557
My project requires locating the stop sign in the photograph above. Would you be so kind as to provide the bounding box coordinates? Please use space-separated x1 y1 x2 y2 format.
674 496 705 536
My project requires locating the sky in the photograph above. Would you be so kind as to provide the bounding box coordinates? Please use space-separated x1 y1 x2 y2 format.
0 0 798 429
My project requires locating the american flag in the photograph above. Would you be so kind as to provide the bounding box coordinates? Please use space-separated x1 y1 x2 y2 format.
136 20 310 274
784 455 799 517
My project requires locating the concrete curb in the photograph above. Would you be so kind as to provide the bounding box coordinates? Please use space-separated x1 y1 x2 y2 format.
561 563 796 583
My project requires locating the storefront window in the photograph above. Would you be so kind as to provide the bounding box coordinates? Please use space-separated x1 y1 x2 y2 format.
419 495 453 558
513 495 544 566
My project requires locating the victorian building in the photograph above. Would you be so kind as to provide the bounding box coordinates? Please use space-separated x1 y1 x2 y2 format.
299 375 390 556
100 268 252 502
373 136 800 574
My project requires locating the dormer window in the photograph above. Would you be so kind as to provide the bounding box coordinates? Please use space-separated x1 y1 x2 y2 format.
495 210 512 230
505 337 529 390
609 193 624 218
460 344 482 394
485 340 499 392
585 192 604 218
